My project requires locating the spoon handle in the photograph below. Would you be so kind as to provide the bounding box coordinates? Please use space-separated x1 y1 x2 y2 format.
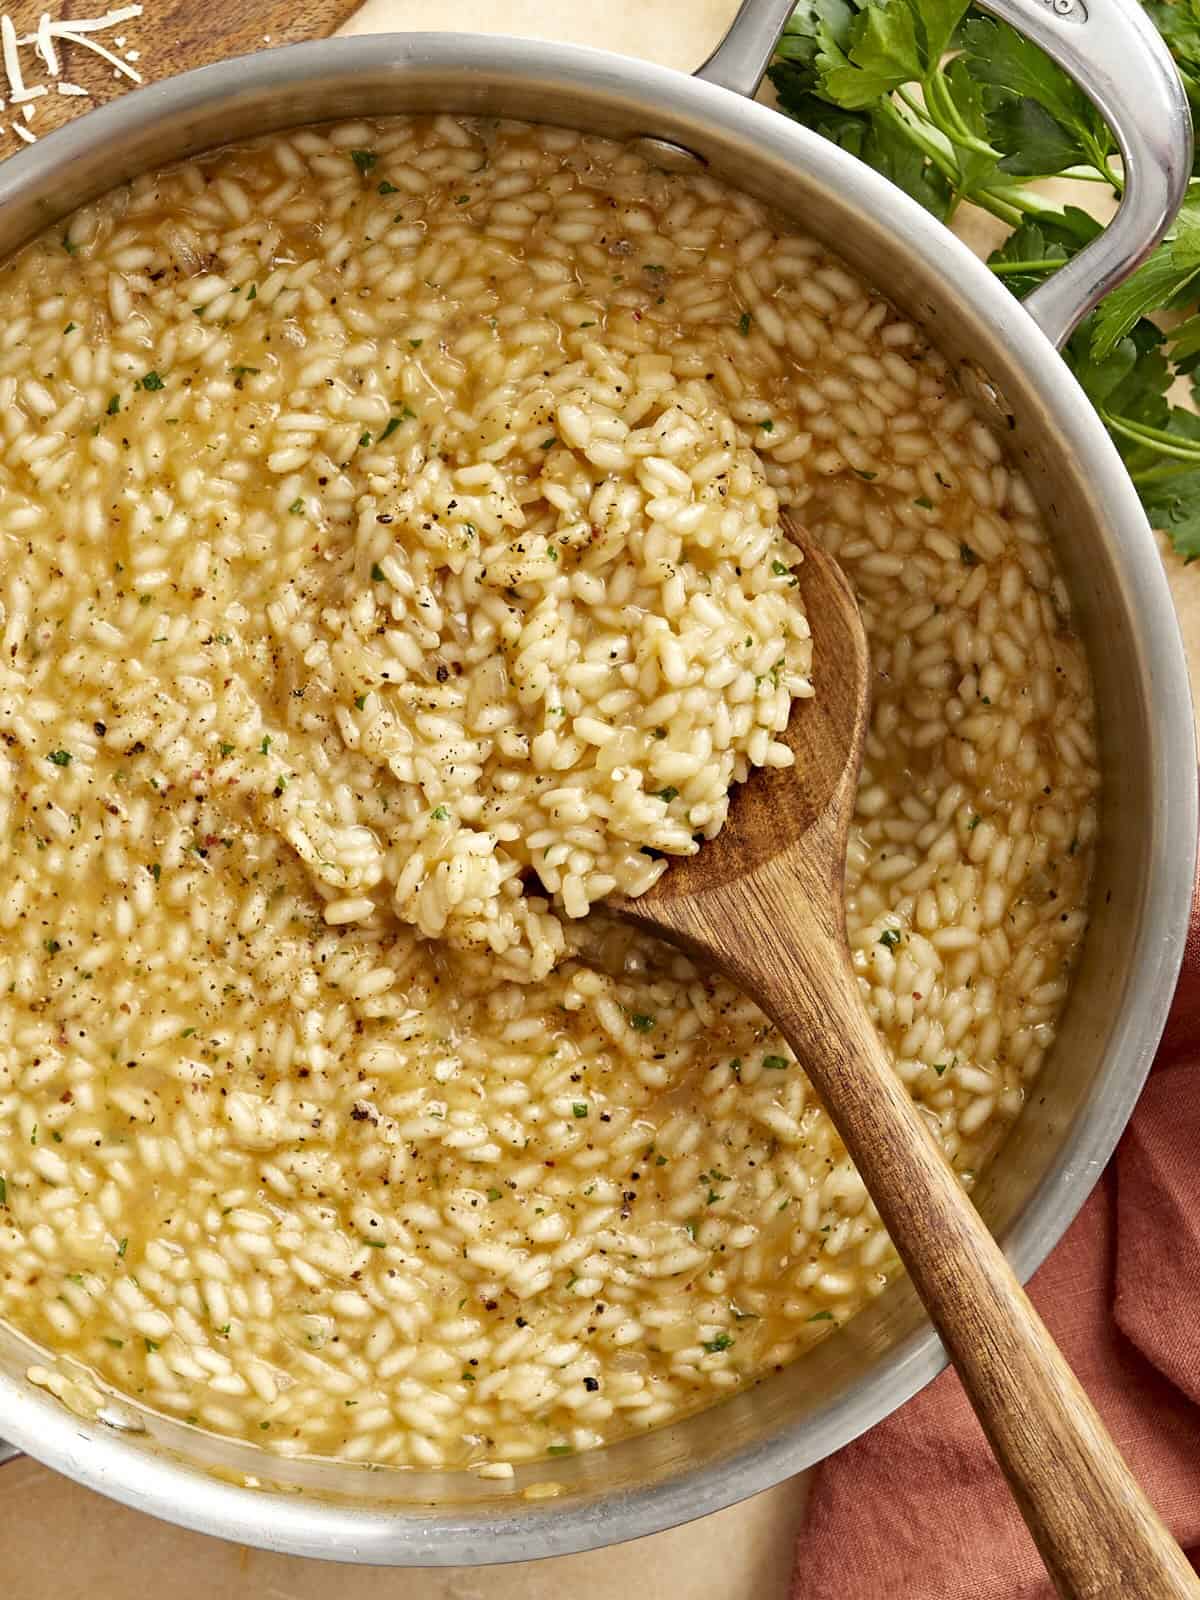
708 867 1199 1600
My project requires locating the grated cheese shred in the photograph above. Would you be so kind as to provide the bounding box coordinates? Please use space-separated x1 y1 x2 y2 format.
1 4 144 146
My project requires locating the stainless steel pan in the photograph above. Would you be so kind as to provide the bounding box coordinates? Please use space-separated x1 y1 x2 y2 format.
0 0 1194 1565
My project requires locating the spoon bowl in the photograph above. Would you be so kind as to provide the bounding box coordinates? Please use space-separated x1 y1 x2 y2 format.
617 524 869 960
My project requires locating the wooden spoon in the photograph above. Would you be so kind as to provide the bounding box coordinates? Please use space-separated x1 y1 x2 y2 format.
616 520 1200 1600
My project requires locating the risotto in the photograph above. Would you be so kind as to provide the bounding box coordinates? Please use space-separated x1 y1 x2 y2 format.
0 115 1097 1474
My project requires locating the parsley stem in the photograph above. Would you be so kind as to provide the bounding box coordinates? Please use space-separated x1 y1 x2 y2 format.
895 84 928 124
1081 131 1124 195
1101 409 1200 462
1055 165 1122 185
971 178 1090 230
920 74 962 142
921 71 998 162
988 259 1064 276
971 188 1026 229
982 181 1077 220
880 97 960 189
1129 459 1200 487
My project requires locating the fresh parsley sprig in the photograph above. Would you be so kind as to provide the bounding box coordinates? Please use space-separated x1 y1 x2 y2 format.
770 0 1200 558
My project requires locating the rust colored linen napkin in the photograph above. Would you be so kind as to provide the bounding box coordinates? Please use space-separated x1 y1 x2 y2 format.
792 885 1200 1599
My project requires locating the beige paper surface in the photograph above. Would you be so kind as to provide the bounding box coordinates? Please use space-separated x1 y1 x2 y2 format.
338 0 740 74
0 1456 809 1600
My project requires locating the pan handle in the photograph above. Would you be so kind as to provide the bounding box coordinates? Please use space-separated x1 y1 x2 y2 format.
977 0 1191 348
698 0 1191 350
695 0 796 95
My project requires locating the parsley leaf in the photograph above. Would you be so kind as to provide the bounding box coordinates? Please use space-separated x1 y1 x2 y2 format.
816 3 924 110
701 1333 734 1353
986 209 1100 298
767 1 1200 561
1091 201 1200 358
959 17 1096 137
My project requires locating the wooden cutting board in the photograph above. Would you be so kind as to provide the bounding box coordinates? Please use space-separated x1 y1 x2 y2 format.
0 0 740 157
0 0 360 151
